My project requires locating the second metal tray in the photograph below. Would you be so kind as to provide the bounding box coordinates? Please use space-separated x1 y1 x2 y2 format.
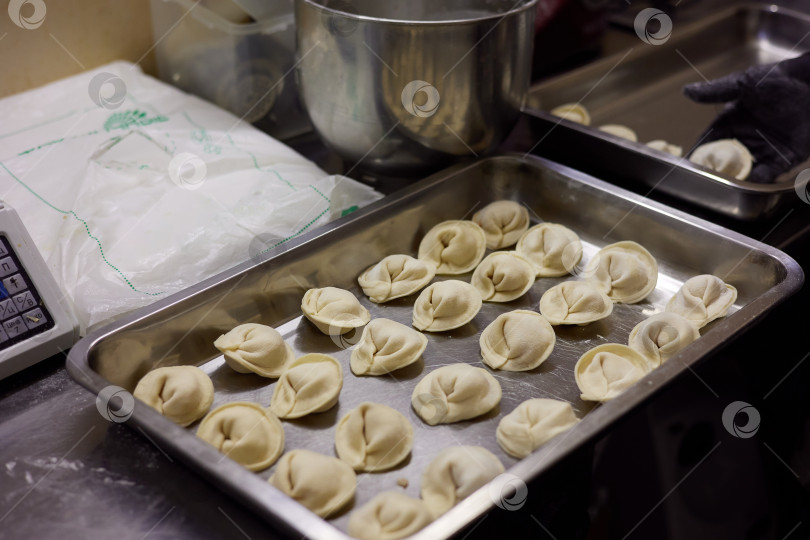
67 154 802 539
523 3 810 221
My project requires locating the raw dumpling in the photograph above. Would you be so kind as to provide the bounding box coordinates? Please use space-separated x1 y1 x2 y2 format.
335 402 413 472
628 312 700 366
412 280 482 332
420 446 504 518
479 310 555 371
585 241 658 304
599 124 637 141
471 200 530 250
357 255 435 303
196 402 284 471
213 323 294 378
471 251 535 302
575 344 652 402
350 318 427 376
269 449 356 518
539 281 613 325
647 139 683 157
689 138 753 180
270 353 343 419
411 364 501 425
665 274 737 328
516 223 583 277
550 103 591 125
417 220 487 275
301 287 371 336
496 399 579 459
133 366 214 427
347 492 433 540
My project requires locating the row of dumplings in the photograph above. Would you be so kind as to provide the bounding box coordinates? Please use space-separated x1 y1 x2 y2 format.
130 200 739 539
133 359 425 537
127 294 585 536
131 358 580 538
356 200 661 335
576 274 737 400
550 102 755 181
344 202 739 406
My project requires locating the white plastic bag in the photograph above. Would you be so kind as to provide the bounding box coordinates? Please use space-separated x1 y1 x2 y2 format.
0 62 381 333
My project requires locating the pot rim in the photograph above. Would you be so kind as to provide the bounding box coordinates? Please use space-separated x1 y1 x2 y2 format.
297 0 539 26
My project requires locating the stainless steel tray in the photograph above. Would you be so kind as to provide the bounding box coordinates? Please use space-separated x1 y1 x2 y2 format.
523 3 810 221
67 154 803 539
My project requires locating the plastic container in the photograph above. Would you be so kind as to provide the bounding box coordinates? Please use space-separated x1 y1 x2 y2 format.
149 0 310 140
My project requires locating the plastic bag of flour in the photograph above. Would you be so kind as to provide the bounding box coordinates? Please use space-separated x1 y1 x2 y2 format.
0 61 381 333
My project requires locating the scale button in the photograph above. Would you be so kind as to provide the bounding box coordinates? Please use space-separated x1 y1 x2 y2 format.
0 257 18 278
12 291 35 311
3 316 25 338
2 274 26 295
0 298 18 319
22 308 47 330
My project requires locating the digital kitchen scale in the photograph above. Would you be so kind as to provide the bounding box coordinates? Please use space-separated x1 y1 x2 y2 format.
0 201 79 380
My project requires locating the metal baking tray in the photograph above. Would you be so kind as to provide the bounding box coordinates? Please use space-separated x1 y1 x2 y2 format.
67 154 803 539
523 3 810 221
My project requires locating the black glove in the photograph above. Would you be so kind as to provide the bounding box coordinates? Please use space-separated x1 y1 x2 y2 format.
683 52 810 183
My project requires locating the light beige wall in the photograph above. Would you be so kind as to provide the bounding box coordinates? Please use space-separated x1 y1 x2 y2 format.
0 0 156 98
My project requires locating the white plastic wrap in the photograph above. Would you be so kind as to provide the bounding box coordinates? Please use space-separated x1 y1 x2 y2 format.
0 62 382 333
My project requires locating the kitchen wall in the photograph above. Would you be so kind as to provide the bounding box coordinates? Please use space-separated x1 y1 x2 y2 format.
0 0 155 98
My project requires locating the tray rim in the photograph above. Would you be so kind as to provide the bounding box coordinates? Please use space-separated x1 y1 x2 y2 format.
522 2 810 196
66 153 804 540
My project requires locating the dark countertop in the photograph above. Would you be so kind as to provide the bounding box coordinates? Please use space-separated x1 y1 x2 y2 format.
2 2 810 539
0 359 284 539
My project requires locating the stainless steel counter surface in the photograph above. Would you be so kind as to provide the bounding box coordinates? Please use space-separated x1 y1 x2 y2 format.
0 358 282 539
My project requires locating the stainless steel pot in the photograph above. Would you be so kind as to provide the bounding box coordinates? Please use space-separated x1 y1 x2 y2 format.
295 0 538 174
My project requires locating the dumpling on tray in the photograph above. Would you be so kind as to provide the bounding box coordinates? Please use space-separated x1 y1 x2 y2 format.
301 287 371 336
213 323 294 378
470 251 535 302
348 492 433 540
133 365 214 426
598 124 637 141
411 364 501 425
357 254 435 303
472 200 530 250
647 139 683 157
628 312 700 366
550 102 591 125
417 220 487 275
496 398 579 459
516 223 583 278
269 449 356 518
479 310 555 371
270 353 343 419
539 281 613 326
350 318 427 376
420 446 504 518
575 344 652 402
665 274 737 328
689 139 753 180
412 280 482 332
585 241 658 304
335 402 413 472
196 402 284 471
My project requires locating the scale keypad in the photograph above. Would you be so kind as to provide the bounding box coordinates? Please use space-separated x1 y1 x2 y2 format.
0 235 54 349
